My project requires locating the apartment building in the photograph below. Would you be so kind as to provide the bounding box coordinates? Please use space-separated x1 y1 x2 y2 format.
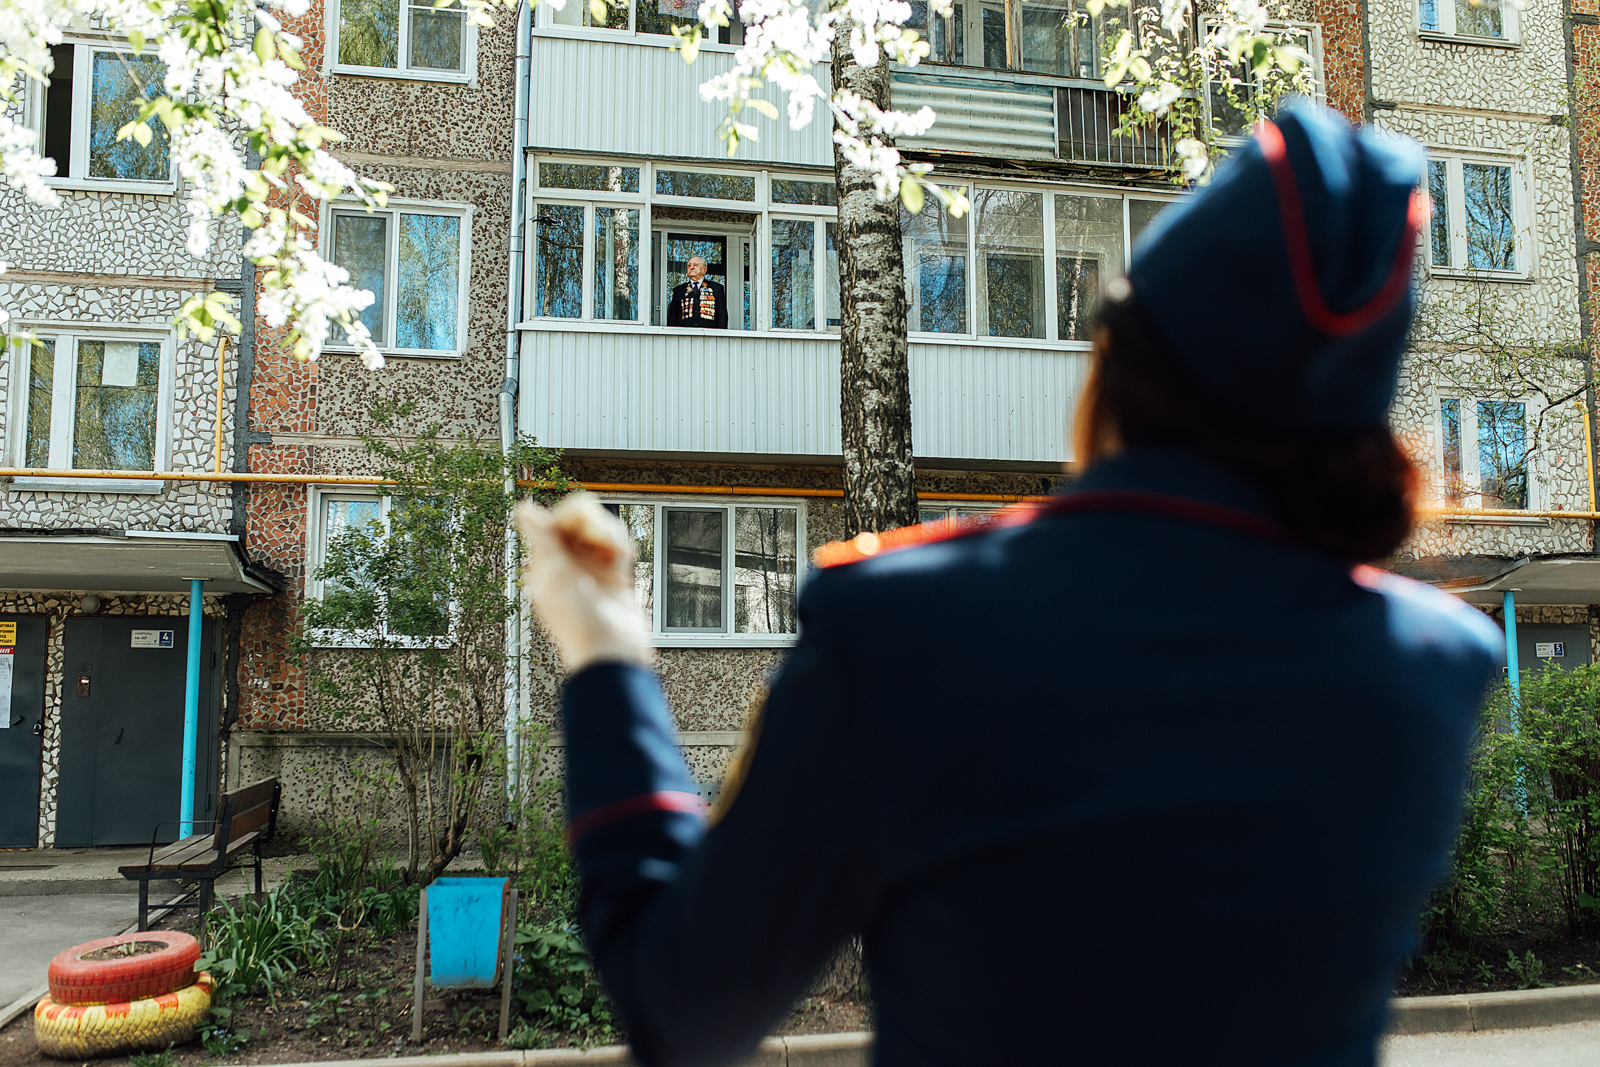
227 0 521 831
5 0 1596 849
0 35 267 848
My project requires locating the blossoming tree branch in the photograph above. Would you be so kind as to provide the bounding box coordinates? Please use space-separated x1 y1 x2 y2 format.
0 0 1308 363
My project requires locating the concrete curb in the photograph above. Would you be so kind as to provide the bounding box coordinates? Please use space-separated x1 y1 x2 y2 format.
0 985 46 1033
1387 982 1600 1035
262 1033 874 1067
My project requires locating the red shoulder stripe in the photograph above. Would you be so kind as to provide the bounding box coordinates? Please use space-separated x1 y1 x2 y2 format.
567 790 706 845
812 504 1041 568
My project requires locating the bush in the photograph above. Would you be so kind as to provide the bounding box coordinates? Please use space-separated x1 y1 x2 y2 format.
1517 665 1600 937
512 918 617 1042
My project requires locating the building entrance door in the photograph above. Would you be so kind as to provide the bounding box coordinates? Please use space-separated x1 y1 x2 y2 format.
0 615 47 847
55 616 219 847
652 230 754 330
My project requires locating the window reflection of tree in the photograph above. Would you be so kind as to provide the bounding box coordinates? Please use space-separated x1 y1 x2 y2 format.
974 190 1044 339
25 340 55 468
1440 398 1465 503
665 509 724 629
72 341 158 471
594 207 639 320
602 503 657 613
903 202 969 334
535 204 584 317
397 214 460 349
733 508 797 635
1477 399 1527 509
1464 163 1515 271
88 52 168 180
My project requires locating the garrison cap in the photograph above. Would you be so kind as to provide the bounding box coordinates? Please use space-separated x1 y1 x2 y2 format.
1126 102 1426 431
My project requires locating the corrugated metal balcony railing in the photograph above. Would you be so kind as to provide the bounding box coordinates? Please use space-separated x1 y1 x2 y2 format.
1057 83 1172 168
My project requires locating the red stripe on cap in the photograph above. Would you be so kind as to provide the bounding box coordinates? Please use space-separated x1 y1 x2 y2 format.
567 790 706 844
1255 120 1424 338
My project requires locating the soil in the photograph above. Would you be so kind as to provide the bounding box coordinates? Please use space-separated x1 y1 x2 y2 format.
0 905 869 1067
1395 927 1600 997
79 943 166 962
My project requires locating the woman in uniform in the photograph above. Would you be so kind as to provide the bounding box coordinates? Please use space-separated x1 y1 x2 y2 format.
518 103 1503 1067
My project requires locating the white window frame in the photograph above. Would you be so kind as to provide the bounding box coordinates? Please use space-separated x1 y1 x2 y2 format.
1202 21 1324 144
1417 0 1520 45
602 496 806 647
1425 150 1532 280
305 487 461 648
1434 391 1544 512
533 0 747 50
522 156 1180 350
5 323 175 494
328 0 480 83
320 197 473 359
27 39 176 194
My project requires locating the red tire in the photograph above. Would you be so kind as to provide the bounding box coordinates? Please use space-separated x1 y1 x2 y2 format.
47 932 201 1006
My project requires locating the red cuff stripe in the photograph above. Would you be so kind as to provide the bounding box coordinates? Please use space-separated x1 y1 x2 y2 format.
567 790 706 844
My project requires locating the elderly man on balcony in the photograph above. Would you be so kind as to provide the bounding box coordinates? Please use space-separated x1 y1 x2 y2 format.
666 255 728 329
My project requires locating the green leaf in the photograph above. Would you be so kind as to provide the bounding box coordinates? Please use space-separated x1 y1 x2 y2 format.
900 179 925 214
748 98 779 120
254 28 276 64
589 0 608 23
128 31 145 54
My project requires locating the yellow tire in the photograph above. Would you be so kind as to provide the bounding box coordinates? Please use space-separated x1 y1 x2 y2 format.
34 972 213 1059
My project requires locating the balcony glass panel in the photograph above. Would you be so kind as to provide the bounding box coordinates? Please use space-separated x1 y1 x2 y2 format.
902 199 969 334
593 207 641 320
1055 194 1123 342
974 189 1045 339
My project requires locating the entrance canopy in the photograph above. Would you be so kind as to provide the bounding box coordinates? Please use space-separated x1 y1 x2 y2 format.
0 531 276 594
1394 555 1600 607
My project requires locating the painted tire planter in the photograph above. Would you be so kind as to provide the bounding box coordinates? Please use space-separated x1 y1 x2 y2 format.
48 932 201 1005
34 972 213 1059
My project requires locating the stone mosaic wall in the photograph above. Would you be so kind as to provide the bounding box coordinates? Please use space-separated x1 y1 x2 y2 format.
0 591 229 847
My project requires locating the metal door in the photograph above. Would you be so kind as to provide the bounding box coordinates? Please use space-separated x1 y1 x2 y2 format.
0 615 47 847
55 616 220 847
1515 623 1592 675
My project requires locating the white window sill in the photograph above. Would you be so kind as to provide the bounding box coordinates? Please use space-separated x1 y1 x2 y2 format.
532 25 748 55
45 177 176 196
1418 30 1520 50
514 318 1095 351
1426 268 1532 284
331 64 473 85
321 347 465 361
8 476 164 495
652 634 798 648
1442 515 1549 527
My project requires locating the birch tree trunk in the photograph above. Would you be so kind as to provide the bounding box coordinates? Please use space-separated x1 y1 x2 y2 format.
832 27 920 537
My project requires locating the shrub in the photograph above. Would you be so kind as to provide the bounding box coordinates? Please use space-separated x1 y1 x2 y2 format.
512 918 617 1041
1516 664 1600 937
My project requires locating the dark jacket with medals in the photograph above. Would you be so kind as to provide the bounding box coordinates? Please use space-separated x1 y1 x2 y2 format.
667 278 728 329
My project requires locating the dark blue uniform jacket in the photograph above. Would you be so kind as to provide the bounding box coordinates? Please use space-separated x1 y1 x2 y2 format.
560 447 1504 1067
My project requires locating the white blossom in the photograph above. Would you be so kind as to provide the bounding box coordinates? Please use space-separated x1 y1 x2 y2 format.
1176 138 1208 181
1137 81 1181 118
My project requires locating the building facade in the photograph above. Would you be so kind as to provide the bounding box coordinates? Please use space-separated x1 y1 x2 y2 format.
5 0 1599 848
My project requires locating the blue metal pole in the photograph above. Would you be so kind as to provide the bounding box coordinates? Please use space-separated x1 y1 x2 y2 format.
1503 589 1520 705
180 578 203 837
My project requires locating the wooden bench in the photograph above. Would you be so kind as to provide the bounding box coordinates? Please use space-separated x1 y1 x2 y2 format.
119 777 281 935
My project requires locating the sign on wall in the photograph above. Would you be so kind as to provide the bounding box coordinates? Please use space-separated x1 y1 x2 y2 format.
130 630 175 649
1536 642 1566 659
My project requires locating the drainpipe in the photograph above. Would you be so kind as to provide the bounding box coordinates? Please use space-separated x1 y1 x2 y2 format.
1504 589 1521 707
501 0 532 808
181 578 206 836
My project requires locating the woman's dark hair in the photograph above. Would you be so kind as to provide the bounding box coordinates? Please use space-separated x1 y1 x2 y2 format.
1079 291 1416 563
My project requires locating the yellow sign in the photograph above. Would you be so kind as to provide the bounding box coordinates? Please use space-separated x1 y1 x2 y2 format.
0 622 14 645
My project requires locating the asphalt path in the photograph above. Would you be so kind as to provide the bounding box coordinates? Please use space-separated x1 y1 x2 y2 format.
1380 1020 1600 1065
0 894 133 1008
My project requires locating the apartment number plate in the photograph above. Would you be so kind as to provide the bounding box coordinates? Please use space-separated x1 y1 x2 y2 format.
1535 642 1565 659
131 629 176 649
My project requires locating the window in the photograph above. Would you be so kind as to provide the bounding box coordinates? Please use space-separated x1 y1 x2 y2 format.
326 201 470 355
1426 155 1523 275
333 0 475 79
918 504 1003 527
32 43 169 188
603 500 802 643
906 0 1118 75
543 0 745 42
1437 396 1530 510
1419 0 1516 42
1207 25 1319 139
310 493 452 642
902 190 1168 341
527 156 1175 342
8 330 171 479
